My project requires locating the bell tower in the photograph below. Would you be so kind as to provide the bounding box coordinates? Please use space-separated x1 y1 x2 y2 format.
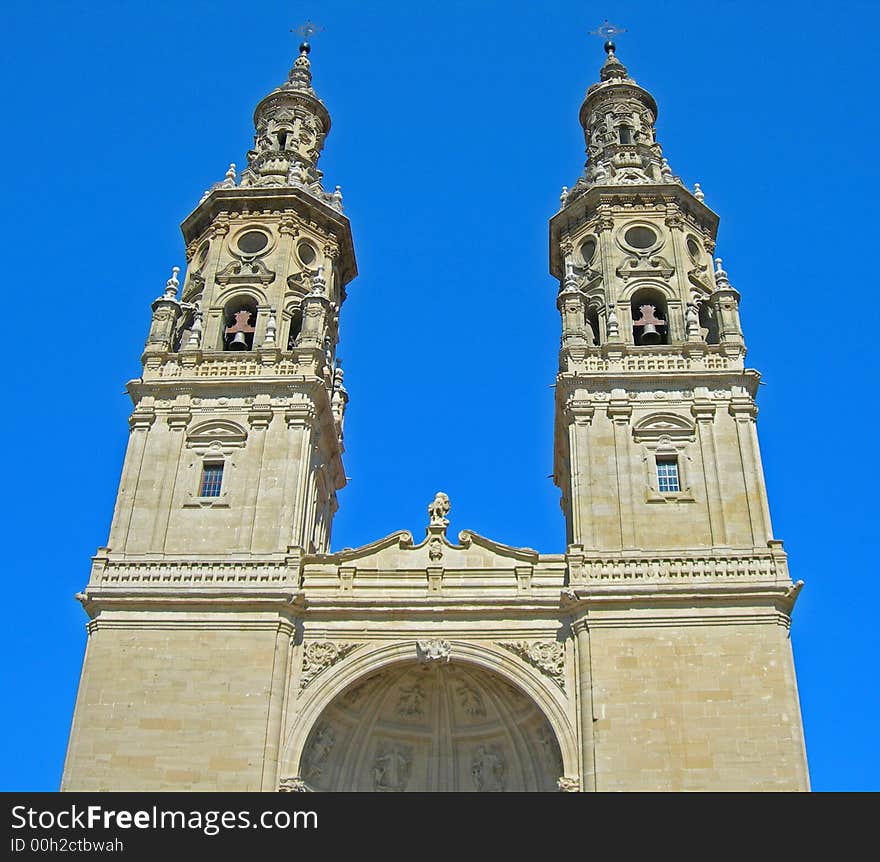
552 37 768 557
62 37 357 791
117 38 354 560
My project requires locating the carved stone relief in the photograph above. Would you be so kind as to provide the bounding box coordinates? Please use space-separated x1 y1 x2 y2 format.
372 742 413 792
300 642 361 690
499 641 566 691
471 744 506 792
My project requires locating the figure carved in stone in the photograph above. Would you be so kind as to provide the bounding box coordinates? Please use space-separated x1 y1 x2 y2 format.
416 639 451 664
428 538 443 561
302 721 335 782
396 681 426 718
427 492 451 527
557 776 580 792
372 742 412 792
471 744 505 792
456 681 487 717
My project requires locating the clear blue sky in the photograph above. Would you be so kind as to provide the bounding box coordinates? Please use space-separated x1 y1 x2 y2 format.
2 0 877 791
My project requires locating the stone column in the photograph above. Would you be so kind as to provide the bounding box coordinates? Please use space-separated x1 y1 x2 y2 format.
572 617 596 792
239 400 273 550
692 397 727 546
153 402 191 551
261 620 295 790
729 397 767 546
608 391 634 549
108 404 155 550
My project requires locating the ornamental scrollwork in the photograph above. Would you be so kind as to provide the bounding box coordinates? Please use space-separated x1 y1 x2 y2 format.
499 641 566 691
300 641 361 690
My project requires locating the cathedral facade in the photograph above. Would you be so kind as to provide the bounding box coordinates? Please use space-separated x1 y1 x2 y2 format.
61 37 809 792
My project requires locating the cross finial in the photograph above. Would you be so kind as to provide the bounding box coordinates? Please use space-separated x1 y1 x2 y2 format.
589 19 627 54
292 19 324 54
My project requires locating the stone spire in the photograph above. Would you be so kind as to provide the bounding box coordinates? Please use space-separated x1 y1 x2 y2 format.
564 40 683 205
239 39 333 196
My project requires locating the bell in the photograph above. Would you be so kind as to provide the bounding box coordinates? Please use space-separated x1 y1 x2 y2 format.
640 323 661 345
229 331 249 350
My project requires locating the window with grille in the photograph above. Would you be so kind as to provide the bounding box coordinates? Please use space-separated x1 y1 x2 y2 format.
656 458 680 493
199 462 224 497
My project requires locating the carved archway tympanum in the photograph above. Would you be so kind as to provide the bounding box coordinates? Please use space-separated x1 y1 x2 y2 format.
299 661 563 792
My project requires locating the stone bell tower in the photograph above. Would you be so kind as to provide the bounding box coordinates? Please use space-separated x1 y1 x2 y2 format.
62 38 357 790
549 34 809 791
552 39 767 555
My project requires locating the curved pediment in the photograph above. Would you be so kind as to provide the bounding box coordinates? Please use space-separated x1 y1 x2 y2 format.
314 527 539 573
186 419 248 446
632 413 695 442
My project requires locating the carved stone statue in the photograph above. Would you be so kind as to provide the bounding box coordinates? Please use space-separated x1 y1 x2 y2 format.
471 744 505 792
427 492 451 527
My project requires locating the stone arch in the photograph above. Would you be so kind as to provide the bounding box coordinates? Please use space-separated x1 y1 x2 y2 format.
282 642 578 791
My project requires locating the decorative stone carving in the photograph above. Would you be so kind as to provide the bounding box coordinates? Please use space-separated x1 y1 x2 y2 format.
342 672 384 706
396 681 426 718
471 744 505 791
499 641 566 690
557 776 580 792
456 681 487 717
278 776 312 792
300 642 360 690
416 639 451 664
215 257 275 285
427 492 451 528
372 742 412 792
428 538 443 561
301 720 336 782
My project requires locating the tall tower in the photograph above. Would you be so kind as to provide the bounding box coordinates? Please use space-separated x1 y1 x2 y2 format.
62 39 356 790
549 36 809 790
553 39 769 556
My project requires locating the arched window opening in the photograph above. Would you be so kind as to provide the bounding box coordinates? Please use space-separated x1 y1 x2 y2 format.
631 288 668 346
586 306 601 346
698 300 720 344
223 299 258 351
287 307 304 350
618 125 633 145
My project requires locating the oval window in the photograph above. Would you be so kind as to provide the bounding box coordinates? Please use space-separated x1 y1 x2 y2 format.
194 242 209 268
237 230 269 255
624 226 657 249
580 237 597 264
298 242 318 267
686 236 702 260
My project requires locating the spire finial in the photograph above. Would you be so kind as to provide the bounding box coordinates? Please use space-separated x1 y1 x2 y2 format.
292 19 324 56
590 19 627 56
163 266 180 300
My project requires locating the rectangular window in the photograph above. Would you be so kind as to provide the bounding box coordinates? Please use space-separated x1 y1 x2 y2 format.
656 458 680 493
199 462 224 497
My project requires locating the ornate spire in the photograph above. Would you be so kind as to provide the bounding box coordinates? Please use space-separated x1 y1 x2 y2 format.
239 24 335 202
560 22 694 205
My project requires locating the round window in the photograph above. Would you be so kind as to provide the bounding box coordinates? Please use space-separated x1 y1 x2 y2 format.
686 236 702 260
624 226 657 249
580 237 597 264
237 230 269 255
298 241 318 267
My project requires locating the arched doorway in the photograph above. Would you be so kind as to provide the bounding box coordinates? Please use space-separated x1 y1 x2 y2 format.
298 661 564 791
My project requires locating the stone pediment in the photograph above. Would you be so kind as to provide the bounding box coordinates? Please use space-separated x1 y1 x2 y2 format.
328 527 539 572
